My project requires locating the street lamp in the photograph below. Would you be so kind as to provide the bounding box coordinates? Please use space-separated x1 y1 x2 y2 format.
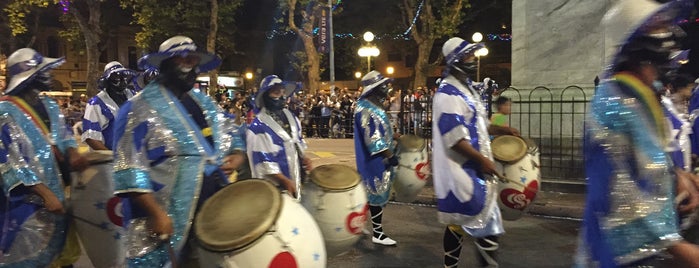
472 32 483 43
386 66 394 75
355 71 362 89
358 31 380 73
474 47 489 81
244 71 253 92
245 72 253 80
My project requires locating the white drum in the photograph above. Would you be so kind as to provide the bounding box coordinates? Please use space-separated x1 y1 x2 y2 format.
69 150 125 267
394 135 431 202
492 135 541 221
302 164 368 256
196 180 327 268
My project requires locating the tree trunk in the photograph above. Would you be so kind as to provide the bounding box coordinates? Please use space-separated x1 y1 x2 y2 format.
301 35 320 95
207 0 219 96
413 40 434 88
85 40 100 97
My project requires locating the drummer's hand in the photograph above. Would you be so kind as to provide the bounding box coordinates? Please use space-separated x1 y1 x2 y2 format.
302 156 313 171
283 179 298 198
221 152 245 175
676 169 699 214
478 157 505 181
393 132 402 140
30 184 65 214
42 193 66 214
67 148 89 172
150 211 174 239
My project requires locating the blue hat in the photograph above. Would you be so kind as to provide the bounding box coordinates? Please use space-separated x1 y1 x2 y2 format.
602 0 692 77
4 48 64 95
138 36 221 73
359 70 393 99
255 75 299 109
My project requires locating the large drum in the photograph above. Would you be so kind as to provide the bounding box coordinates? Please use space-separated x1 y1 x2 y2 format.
393 135 431 202
69 150 125 267
302 165 368 256
491 135 541 221
196 180 326 268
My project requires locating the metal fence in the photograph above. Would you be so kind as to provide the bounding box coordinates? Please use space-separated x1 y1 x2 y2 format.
300 86 591 182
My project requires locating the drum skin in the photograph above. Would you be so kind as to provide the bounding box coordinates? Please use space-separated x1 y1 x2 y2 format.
70 150 125 267
197 181 327 268
494 143 541 221
394 135 430 202
302 174 368 257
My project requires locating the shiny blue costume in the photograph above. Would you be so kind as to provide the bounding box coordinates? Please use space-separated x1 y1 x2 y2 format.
112 84 244 267
577 73 681 267
353 98 394 206
0 96 75 267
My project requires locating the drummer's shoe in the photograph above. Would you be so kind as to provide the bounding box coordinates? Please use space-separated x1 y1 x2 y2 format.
475 236 499 267
372 234 397 246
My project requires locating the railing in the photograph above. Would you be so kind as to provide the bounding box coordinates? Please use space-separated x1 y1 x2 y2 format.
292 86 592 182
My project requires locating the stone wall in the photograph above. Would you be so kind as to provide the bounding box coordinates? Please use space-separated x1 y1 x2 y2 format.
512 0 611 89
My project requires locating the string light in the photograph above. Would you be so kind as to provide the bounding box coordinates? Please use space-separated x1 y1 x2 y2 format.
265 29 511 42
59 0 70 14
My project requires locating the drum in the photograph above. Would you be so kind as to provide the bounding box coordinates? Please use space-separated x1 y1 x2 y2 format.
492 135 541 221
196 180 326 268
393 134 431 202
69 150 125 267
302 165 368 256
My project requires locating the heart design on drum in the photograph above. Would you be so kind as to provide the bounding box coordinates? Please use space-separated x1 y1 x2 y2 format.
346 203 369 235
106 197 123 227
268 251 298 268
500 180 539 210
415 162 430 181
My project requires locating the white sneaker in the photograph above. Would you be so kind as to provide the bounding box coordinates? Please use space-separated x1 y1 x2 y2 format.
372 236 397 246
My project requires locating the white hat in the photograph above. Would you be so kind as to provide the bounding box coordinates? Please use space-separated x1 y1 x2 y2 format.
138 36 221 73
4 48 65 95
254 75 299 109
602 0 691 77
102 61 135 79
442 37 484 67
359 70 392 99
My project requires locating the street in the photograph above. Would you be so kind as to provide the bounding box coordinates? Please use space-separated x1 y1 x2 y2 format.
72 138 580 267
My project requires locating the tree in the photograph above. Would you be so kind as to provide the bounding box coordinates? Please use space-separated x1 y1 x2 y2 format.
120 0 242 95
5 0 129 97
400 0 467 88
279 0 327 94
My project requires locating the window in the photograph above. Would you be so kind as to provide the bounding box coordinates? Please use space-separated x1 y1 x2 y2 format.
47 36 61 58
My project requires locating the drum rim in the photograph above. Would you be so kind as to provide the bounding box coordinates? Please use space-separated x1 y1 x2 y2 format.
309 164 361 190
397 134 426 151
491 135 528 163
194 179 283 252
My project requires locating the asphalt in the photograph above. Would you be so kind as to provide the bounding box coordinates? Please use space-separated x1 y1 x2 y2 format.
304 138 586 220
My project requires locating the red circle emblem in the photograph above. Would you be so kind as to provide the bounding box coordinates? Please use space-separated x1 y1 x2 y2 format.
499 180 539 210
106 197 123 227
414 162 430 181
268 251 298 268
346 203 369 234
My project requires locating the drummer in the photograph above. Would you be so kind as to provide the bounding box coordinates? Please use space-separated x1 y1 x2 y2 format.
353 70 400 246
82 61 136 150
112 36 246 267
246 75 312 198
0 48 89 267
432 37 516 268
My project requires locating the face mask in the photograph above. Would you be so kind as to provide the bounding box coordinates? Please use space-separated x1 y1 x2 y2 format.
264 94 286 111
108 73 129 90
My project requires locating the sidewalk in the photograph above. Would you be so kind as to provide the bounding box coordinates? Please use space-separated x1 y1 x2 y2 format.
304 138 586 220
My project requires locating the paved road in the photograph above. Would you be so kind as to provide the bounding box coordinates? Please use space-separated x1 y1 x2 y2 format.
73 138 581 267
